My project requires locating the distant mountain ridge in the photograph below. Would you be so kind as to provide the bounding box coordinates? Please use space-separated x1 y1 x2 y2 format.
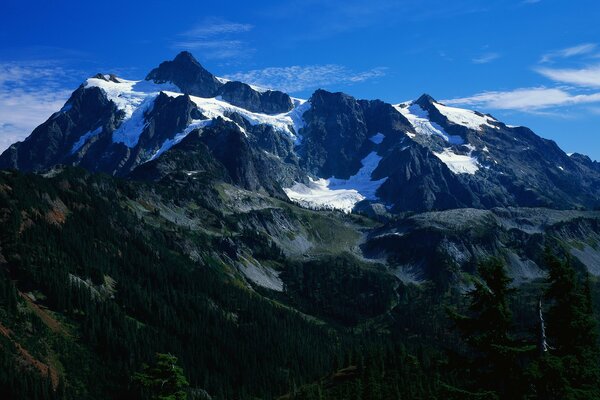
2 51 600 213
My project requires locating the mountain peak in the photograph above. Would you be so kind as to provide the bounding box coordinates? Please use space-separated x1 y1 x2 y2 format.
173 50 198 63
145 52 223 97
415 93 437 107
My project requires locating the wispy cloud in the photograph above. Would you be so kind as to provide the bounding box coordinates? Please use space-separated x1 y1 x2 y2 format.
225 65 386 93
536 64 600 88
540 43 597 63
182 22 253 38
472 52 500 64
522 0 541 4
0 61 72 151
443 87 600 112
173 18 254 60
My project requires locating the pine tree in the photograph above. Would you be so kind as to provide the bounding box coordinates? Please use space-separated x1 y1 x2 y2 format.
133 353 189 400
530 252 600 399
448 258 532 399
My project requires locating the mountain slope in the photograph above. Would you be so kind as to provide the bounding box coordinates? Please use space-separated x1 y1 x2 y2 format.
2 52 600 214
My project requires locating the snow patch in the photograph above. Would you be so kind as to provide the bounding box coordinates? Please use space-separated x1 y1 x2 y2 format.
85 75 311 149
288 98 311 144
284 178 364 213
71 127 102 154
111 96 156 147
163 92 309 145
85 77 176 120
284 151 387 213
394 103 464 144
433 148 480 175
433 102 498 131
149 119 213 161
369 132 385 144
85 77 179 147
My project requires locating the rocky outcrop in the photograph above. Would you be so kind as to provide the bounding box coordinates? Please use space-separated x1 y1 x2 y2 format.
298 90 370 178
363 207 600 284
217 81 293 114
145 51 223 97
0 85 118 171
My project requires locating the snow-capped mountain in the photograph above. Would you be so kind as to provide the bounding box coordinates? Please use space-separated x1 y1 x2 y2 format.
2 51 600 214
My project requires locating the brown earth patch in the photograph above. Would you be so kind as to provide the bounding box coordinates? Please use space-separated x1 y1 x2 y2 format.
20 292 67 336
45 198 69 226
0 321 59 389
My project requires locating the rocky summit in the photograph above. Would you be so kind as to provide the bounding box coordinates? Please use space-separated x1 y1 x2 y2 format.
3 52 600 216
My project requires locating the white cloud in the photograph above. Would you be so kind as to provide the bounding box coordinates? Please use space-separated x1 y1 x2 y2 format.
540 43 597 63
443 87 600 111
225 65 386 93
472 52 500 64
182 21 253 38
536 64 600 88
0 62 72 152
173 18 254 60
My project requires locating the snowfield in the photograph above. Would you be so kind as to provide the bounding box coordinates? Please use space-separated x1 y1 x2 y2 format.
85 75 311 152
432 102 498 131
394 103 464 144
85 74 491 212
284 151 387 213
433 148 480 175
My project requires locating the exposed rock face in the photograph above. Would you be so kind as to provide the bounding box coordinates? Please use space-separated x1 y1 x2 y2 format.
131 118 300 199
3 52 600 215
74 92 204 177
129 128 227 183
299 90 371 178
363 208 600 284
0 85 118 171
375 144 475 212
217 81 293 114
145 51 223 97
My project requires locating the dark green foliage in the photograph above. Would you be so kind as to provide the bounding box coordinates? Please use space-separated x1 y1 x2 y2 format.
281 254 396 324
285 343 441 400
133 353 189 400
528 251 600 399
0 169 338 399
1 169 600 400
448 258 534 399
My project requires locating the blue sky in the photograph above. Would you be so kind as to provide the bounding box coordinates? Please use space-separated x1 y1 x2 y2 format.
2 0 600 159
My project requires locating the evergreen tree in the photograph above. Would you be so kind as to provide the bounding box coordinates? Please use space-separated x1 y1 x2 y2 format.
529 252 600 399
133 353 189 400
448 258 532 399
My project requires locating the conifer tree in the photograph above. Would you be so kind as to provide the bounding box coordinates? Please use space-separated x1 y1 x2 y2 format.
133 353 189 400
530 252 600 399
448 258 532 399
